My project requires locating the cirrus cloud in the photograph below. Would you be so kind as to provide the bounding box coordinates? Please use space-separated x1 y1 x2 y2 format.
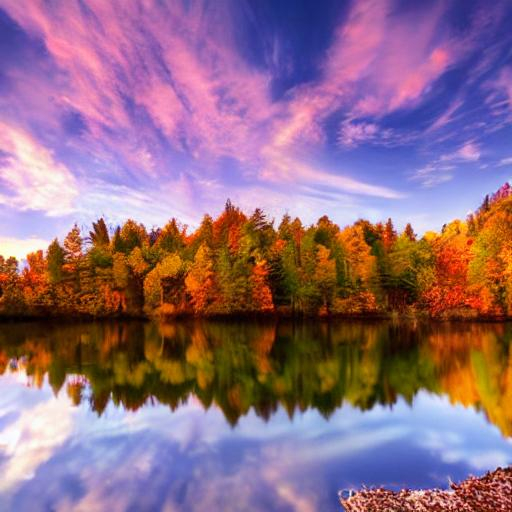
0 0 511 236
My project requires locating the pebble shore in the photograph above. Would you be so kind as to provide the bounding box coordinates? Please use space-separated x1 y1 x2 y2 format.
340 467 512 511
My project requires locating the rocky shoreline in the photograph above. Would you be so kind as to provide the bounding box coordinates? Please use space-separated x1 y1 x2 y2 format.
340 467 512 511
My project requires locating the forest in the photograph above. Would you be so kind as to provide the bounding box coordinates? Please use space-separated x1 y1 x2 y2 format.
1 183 512 319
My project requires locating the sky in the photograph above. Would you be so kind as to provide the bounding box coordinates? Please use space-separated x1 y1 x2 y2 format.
1 0 512 259
1 369 512 511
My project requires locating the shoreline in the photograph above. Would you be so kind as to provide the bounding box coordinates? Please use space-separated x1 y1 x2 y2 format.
1 310 512 323
340 466 512 511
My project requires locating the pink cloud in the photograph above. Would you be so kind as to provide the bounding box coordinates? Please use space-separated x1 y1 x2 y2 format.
388 47 451 111
426 98 464 133
12 0 499 207
345 4 454 117
324 0 388 88
1 0 406 201
441 142 481 162
1 0 274 167
456 142 481 161
338 121 379 147
260 147 403 199
271 0 464 152
268 0 389 150
494 67 512 108
0 121 78 216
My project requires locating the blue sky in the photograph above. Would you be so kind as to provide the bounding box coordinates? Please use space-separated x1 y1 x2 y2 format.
1 0 512 259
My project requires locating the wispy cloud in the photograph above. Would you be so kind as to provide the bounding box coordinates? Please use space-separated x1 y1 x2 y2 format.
0 121 78 216
270 0 455 150
0 0 511 234
338 121 380 147
498 156 512 166
410 163 455 188
494 67 512 109
77 178 200 229
260 148 403 199
0 0 440 208
426 98 465 133
441 142 481 162
411 142 481 187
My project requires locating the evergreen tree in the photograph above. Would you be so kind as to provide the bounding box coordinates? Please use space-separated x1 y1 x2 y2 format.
89 218 110 247
47 239 65 284
119 219 147 253
64 224 83 264
155 218 186 253
383 218 397 250
404 223 416 242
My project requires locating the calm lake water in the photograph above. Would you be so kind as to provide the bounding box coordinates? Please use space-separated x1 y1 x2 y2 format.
0 320 512 511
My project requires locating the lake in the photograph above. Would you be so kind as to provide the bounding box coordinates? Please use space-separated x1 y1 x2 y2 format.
0 320 511 511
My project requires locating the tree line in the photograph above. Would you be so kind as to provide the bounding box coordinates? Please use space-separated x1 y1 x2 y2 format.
1 183 512 318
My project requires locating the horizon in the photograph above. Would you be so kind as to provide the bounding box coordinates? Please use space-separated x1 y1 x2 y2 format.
1 0 512 260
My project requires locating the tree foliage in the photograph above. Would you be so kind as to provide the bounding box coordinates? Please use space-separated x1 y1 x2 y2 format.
2 183 512 318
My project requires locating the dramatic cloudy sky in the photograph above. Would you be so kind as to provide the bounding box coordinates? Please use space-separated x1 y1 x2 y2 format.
1 0 512 258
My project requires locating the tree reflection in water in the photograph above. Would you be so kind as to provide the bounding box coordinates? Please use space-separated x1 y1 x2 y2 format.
1 320 511 435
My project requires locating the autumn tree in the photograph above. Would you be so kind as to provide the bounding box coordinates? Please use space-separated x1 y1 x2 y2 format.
63 224 83 269
62 224 83 293
216 247 252 313
338 224 375 290
112 253 130 289
4 184 512 319
422 221 478 316
143 253 184 314
21 250 49 311
89 218 110 246
383 218 398 250
212 199 247 252
117 219 148 254
250 260 274 313
314 245 337 313
185 244 217 313
155 218 186 254
386 233 435 308
469 193 512 315
243 208 275 261
89 218 112 268
404 223 416 242
0 256 22 313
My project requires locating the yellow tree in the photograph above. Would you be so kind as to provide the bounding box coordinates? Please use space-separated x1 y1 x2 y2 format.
338 225 375 288
143 253 183 314
469 195 512 315
185 244 217 314
313 245 337 313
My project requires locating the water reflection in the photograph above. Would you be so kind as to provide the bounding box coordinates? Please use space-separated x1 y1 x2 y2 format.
1 320 512 435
